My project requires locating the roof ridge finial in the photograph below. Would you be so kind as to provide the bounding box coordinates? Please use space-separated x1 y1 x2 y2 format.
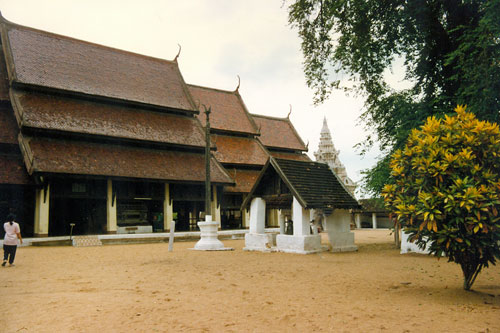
235 75 241 92
174 44 182 62
287 104 292 118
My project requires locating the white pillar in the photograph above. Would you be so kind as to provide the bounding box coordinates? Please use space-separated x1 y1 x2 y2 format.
292 197 310 236
211 185 221 228
324 209 357 252
164 183 173 231
34 184 50 237
106 179 117 234
278 210 285 234
249 197 266 234
372 212 377 229
355 213 361 229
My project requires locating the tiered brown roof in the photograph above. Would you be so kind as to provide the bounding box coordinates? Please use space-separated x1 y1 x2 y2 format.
2 19 196 112
11 90 206 148
270 151 311 162
188 85 258 135
252 114 307 151
223 169 261 193
211 134 268 166
19 135 233 184
0 154 31 184
0 104 18 144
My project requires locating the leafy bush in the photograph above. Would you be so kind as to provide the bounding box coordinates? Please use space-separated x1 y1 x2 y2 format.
382 105 500 290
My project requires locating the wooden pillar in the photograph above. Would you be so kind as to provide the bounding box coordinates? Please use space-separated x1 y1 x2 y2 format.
242 208 250 229
106 179 117 234
164 183 173 231
211 185 221 228
34 184 50 237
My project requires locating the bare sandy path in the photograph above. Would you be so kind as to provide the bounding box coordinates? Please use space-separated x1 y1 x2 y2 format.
1 229 499 332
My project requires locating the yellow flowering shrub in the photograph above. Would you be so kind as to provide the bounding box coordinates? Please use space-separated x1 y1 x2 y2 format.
382 105 500 290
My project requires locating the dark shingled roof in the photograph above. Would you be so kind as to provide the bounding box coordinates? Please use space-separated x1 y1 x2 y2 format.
19 135 233 184
11 90 206 148
2 18 196 112
211 134 268 166
188 85 258 135
224 168 261 193
244 158 359 210
252 114 307 151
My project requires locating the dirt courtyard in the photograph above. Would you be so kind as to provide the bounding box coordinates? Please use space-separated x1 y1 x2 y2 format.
1 229 499 332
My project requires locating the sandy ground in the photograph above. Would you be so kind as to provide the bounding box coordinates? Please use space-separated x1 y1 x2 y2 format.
1 229 499 332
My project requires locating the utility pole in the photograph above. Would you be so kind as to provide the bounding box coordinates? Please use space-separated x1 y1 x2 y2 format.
204 105 211 217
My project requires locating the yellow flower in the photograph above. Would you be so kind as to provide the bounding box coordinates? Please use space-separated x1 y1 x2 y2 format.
454 104 467 114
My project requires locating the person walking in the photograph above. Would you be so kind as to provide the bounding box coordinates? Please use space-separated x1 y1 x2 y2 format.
2 213 22 267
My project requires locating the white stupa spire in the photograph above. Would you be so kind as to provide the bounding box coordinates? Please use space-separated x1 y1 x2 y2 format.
314 117 357 195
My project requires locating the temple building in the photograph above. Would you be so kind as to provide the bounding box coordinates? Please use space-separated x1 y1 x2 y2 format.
0 13 340 238
314 117 357 195
0 14 234 236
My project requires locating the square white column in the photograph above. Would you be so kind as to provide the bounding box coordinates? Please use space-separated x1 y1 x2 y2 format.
249 197 266 234
292 197 310 236
34 184 50 237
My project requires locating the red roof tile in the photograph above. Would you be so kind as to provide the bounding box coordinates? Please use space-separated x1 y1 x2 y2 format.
252 114 307 151
0 104 18 144
2 20 196 111
212 134 268 166
188 85 258 134
0 154 31 184
224 168 261 193
12 90 206 147
20 136 233 184
270 151 311 162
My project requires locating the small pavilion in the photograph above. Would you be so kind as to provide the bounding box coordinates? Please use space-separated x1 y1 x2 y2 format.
242 157 360 254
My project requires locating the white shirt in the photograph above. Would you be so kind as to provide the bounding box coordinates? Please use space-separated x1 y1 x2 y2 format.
3 222 20 246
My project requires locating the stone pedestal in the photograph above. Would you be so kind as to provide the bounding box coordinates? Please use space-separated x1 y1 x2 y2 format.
243 233 274 252
193 216 233 251
327 231 357 252
276 234 322 254
325 209 357 252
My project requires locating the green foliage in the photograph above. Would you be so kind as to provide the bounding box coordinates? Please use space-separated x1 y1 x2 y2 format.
288 0 500 194
382 106 500 290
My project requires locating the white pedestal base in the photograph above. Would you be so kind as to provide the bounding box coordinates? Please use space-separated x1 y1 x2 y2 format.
243 233 274 252
276 234 322 254
326 231 358 252
192 217 233 251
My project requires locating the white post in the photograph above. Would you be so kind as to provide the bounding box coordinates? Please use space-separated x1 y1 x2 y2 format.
168 221 175 252
106 179 117 234
355 213 361 229
34 184 50 237
278 210 285 234
249 197 266 234
292 197 309 236
372 212 377 229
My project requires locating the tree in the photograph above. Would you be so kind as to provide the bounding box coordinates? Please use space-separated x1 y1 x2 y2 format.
382 105 500 290
287 0 500 194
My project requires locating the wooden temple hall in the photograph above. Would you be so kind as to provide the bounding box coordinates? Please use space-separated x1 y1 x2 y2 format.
0 14 315 237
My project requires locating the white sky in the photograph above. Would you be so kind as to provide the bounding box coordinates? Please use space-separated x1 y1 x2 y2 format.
0 0 384 194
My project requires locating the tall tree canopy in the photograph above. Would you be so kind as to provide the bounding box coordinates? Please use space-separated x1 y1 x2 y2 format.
288 0 500 194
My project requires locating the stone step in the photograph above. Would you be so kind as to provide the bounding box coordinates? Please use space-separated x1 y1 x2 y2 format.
72 235 102 247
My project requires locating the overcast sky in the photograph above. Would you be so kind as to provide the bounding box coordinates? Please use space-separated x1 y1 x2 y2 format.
0 0 385 195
